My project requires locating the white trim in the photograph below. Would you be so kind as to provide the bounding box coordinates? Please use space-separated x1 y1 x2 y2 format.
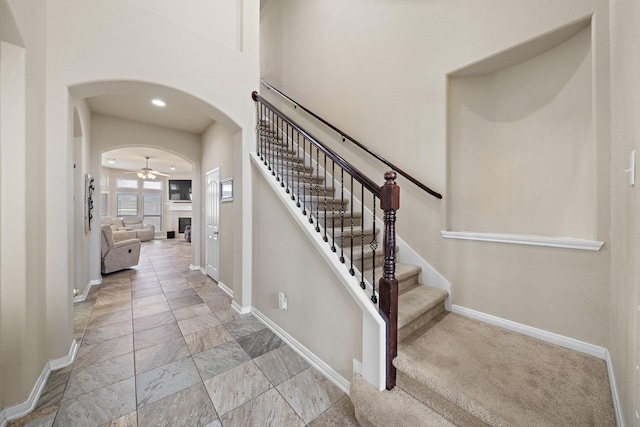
605 349 626 427
74 278 102 303
441 231 604 251
252 308 350 394
451 305 607 359
50 339 79 370
0 339 79 426
218 281 233 297
231 300 251 314
189 264 200 271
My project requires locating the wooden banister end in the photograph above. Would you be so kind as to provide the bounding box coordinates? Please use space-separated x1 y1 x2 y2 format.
381 171 400 211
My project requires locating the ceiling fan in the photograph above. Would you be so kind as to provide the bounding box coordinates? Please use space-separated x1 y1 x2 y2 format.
125 156 170 180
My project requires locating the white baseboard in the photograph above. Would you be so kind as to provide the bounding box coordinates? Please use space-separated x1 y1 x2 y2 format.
218 281 233 297
74 278 102 303
231 300 251 314
451 305 607 359
252 308 350 394
0 339 78 427
605 349 626 427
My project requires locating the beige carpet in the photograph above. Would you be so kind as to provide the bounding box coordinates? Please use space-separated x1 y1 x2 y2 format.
350 374 456 427
394 312 616 426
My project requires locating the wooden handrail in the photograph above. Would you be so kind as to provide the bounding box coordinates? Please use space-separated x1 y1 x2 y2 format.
252 91 381 198
259 79 443 200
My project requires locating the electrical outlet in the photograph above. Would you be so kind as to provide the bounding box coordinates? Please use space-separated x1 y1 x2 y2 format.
278 292 287 310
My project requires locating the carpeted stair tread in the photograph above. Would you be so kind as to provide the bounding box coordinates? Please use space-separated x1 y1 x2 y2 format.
397 286 448 330
394 312 616 427
370 262 420 293
350 374 455 427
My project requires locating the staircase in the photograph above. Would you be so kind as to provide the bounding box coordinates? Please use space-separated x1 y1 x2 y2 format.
254 114 617 427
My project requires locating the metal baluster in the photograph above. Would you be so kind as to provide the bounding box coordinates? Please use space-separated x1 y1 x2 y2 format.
295 132 301 205
371 197 378 304
302 137 307 216
256 101 260 157
339 168 345 263
313 145 319 228
273 115 282 181
349 175 355 276
267 109 273 170
282 122 288 188
360 184 365 289
323 153 328 242
331 160 336 252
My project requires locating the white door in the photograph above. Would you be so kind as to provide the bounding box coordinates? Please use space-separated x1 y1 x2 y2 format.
206 169 220 281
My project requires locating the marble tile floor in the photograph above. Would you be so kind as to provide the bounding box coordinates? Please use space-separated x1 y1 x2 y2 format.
8 238 359 427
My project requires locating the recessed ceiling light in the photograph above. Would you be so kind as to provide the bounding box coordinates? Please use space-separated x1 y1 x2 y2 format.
151 99 166 107
170 165 176 171
107 158 116 164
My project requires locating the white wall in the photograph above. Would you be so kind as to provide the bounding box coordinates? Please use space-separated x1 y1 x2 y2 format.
1 0 258 412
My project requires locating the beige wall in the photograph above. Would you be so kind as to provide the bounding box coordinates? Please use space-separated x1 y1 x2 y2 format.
258 0 638 420
610 0 640 423
251 166 363 380
1 0 258 413
201 122 239 291
261 0 610 344
1 0 49 411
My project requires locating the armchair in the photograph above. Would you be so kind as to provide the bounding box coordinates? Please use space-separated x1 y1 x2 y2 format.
101 224 141 274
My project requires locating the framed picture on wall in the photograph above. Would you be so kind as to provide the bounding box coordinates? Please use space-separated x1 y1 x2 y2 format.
221 177 233 202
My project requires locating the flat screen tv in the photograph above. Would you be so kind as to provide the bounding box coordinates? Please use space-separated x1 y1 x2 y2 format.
168 180 192 201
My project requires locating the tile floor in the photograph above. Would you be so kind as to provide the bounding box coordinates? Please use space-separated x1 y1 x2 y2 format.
8 238 359 427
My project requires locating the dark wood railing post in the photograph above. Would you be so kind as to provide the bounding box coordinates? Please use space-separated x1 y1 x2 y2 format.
379 171 399 390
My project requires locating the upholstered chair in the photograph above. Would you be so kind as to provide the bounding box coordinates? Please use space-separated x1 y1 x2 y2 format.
101 224 141 274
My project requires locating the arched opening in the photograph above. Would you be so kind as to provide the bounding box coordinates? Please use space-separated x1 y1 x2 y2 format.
68 80 242 301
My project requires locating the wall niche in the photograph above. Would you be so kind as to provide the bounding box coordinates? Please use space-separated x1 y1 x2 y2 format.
447 19 596 241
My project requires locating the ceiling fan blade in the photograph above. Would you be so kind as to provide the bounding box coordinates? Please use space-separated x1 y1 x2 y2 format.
151 170 171 177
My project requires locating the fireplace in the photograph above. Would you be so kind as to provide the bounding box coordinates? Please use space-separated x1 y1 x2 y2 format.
178 217 191 234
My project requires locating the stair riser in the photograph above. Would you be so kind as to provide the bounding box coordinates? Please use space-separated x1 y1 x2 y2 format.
291 187 335 197
301 200 348 211
396 372 489 427
332 235 376 248
314 215 363 227
398 302 445 342
365 270 419 293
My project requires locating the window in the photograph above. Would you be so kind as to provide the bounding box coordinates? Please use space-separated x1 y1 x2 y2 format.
143 194 162 231
117 193 138 217
116 178 138 189
143 180 163 190
101 193 108 217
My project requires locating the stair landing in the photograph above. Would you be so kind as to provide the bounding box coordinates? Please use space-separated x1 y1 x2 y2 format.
392 312 616 427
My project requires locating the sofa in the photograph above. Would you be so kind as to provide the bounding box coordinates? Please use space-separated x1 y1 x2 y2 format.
101 216 155 242
101 224 141 274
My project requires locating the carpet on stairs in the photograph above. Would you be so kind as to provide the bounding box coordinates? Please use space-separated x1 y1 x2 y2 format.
394 312 616 427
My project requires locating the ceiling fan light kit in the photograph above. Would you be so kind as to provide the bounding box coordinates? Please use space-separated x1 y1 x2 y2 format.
126 156 170 180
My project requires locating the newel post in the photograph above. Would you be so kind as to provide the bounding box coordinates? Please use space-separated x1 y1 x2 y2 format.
379 171 399 390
